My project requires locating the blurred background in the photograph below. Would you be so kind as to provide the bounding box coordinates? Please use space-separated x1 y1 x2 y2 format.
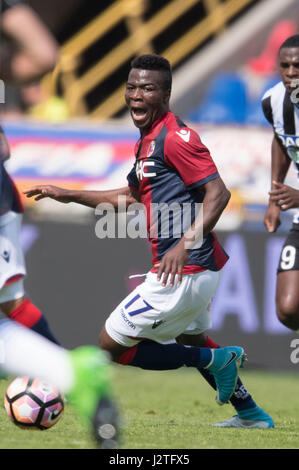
1 0 299 369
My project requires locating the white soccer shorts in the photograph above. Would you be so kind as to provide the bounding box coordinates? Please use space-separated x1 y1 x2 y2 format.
105 269 220 347
0 212 26 299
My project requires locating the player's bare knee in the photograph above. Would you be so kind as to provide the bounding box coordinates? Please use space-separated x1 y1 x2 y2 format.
276 299 299 330
0 296 25 316
98 328 111 351
98 328 126 362
277 313 299 330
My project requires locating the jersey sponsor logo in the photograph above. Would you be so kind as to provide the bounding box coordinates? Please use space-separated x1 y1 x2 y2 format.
277 134 299 163
120 308 136 330
147 140 156 158
136 160 156 181
176 129 190 143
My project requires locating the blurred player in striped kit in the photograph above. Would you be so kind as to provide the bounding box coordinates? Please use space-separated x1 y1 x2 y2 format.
0 0 60 342
0 318 119 448
0 126 60 343
263 35 299 331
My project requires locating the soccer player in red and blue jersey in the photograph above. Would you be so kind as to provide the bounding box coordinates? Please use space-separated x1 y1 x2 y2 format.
24 54 273 428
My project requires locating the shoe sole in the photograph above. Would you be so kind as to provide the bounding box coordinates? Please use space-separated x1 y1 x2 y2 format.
213 420 273 429
92 396 119 449
216 349 247 406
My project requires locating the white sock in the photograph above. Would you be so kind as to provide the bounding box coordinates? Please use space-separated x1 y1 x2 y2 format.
0 320 74 393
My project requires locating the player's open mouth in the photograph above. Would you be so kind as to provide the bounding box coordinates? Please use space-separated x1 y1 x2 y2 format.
131 107 148 123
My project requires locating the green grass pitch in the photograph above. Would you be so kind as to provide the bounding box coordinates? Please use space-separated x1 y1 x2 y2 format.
0 366 299 449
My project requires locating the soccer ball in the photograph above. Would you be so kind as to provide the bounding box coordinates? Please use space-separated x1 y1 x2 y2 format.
4 377 64 430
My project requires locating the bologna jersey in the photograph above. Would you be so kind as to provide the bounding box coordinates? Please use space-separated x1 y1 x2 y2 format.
0 125 23 215
262 81 299 222
126 111 228 274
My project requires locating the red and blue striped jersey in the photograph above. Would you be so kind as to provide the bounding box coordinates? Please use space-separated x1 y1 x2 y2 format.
127 111 228 273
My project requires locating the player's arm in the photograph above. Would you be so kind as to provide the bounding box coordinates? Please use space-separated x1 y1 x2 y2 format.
264 135 292 232
157 128 230 286
191 176 230 238
23 185 140 209
157 177 230 287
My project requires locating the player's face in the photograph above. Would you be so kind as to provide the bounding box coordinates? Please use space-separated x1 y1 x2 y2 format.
125 68 170 134
279 47 299 94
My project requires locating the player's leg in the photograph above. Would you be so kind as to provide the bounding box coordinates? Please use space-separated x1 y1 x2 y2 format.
0 212 59 343
276 224 299 331
0 282 60 344
100 270 246 405
276 271 299 330
177 332 254 409
0 319 119 448
101 325 245 405
176 332 274 428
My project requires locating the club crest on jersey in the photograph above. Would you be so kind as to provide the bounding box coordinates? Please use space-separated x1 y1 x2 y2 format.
147 140 156 158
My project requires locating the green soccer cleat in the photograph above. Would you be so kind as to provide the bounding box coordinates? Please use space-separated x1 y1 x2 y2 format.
67 346 119 449
206 346 246 405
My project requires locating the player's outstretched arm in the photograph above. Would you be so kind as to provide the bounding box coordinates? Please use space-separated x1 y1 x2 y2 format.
23 185 139 209
24 185 75 203
264 136 290 232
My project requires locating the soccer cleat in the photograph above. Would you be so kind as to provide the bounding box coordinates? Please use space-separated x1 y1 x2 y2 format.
206 346 246 405
67 346 119 448
213 406 274 429
213 407 274 428
92 396 119 448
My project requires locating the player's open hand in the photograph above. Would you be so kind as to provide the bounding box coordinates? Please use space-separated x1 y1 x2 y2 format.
269 181 299 211
23 185 72 203
157 241 189 287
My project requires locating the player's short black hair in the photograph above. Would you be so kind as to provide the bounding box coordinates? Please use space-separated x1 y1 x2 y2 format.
279 34 299 51
130 54 172 92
